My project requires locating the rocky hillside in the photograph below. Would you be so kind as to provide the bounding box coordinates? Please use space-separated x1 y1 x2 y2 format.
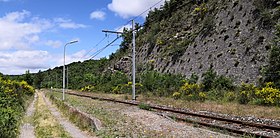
114 0 280 84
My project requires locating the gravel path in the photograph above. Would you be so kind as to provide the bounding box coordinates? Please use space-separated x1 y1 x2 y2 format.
123 108 235 138
41 92 92 138
19 93 37 138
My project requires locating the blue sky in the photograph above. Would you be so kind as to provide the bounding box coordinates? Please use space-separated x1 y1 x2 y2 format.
0 0 166 75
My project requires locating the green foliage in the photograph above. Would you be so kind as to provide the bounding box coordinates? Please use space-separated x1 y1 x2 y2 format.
201 69 217 91
140 71 185 96
80 85 95 92
188 73 199 84
236 82 280 106
202 69 235 91
34 70 43 89
170 39 192 61
200 15 215 38
237 83 257 104
263 23 280 88
0 76 34 137
112 82 143 94
120 28 132 52
23 70 33 85
192 3 208 19
138 103 151 111
178 82 206 101
253 0 279 29
255 82 280 106
172 92 181 99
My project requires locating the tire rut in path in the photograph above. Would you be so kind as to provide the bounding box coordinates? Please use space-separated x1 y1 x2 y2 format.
19 93 37 138
41 92 92 138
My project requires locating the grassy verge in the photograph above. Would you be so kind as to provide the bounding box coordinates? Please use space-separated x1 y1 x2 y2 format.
34 92 70 138
21 94 35 127
47 93 96 136
47 91 161 137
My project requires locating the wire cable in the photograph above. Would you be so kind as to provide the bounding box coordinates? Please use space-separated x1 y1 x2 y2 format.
114 0 165 32
89 36 121 60
86 0 165 60
80 35 107 59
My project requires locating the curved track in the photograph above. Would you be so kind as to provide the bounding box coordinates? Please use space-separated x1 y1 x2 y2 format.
55 90 279 138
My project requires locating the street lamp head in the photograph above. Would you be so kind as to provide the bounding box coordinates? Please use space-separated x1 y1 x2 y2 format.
69 40 78 44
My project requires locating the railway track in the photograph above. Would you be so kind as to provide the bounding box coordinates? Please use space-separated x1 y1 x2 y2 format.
52 90 280 138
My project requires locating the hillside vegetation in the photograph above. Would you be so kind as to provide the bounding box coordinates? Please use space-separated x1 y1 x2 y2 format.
9 0 280 107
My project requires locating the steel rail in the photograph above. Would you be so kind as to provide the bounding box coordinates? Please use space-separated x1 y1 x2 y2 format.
56 90 277 138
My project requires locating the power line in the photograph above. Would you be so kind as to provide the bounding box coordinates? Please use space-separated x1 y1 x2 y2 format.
85 0 165 60
131 0 165 21
114 0 165 32
89 36 121 60
80 36 107 59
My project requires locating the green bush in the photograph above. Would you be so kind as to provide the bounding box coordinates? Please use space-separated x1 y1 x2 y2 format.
0 77 34 137
263 23 280 88
237 83 257 104
178 82 205 101
255 82 280 106
201 69 217 91
202 69 235 91
138 103 152 111
213 75 235 91
140 71 185 97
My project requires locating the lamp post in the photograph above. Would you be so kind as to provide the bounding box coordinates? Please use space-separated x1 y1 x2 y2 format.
63 40 78 100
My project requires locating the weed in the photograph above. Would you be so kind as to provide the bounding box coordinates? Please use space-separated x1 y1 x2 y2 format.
138 103 152 111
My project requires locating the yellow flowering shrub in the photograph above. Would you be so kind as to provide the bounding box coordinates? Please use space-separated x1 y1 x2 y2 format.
192 3 207 16
172 92 181 99
0 76 34 137
238 83 257 104
179 82 205 101
112 82 143 94
198 92 207 101
80 85 94 92
255 82 280 105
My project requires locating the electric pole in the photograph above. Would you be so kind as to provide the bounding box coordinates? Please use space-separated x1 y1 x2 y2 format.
132 20 136 101
102 19 136 100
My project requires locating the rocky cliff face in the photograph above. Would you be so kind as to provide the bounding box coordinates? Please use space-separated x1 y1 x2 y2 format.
114 0 279 84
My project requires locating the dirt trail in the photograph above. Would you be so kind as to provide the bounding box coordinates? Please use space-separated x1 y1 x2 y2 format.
41 92 92 138
19 93 37 138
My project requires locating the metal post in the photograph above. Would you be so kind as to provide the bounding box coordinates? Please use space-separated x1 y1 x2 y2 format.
67 66 68 92
132 19 136 101
63 40 78 100
63 44 66 100
62 43 68 100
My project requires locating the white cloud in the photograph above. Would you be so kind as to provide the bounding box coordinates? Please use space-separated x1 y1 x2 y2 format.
0 50 51 74
108 0 166 19
115 24 132 32
90 10 106 20
0 10 52 50
45 40 63 48
54 18 87 29
55 50 86 66
0 11 87 74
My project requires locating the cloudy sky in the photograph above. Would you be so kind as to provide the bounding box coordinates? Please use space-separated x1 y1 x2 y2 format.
0 0 166 75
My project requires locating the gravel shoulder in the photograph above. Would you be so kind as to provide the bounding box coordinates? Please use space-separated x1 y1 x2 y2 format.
41 91 92 138
19 92 37 138
50 91 235 137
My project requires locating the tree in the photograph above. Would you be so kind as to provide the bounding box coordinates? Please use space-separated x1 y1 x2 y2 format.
201 69 217 91
34 70 44 89
23 70 33 85
263 23 280 87
120 28 132 52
